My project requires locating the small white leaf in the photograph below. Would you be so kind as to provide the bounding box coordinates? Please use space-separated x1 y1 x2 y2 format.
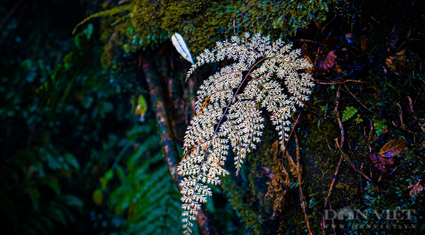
171 33 194 64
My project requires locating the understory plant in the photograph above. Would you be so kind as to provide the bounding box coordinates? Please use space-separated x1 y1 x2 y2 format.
177 33 314 234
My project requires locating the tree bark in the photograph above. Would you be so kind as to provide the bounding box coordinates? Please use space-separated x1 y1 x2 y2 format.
140 52 221 235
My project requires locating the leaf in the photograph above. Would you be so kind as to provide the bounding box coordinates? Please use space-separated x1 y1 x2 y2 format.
116 166 126 184
72 4 133 34
342 106 358 122
303 55 313 74
105 169 114 181
171 33 194 64
100 177 107 191
135 95 147 122
354 114 363 124
373 118 387 136
315 50 341 75
358 36 369 51
408 179 423 197
49 207 67 225
99 169 114 190
93 189 103 205
379 139 406 158
43 177 60 195
384 50 406 73
369 153 395 172
61 195 83 208
64 153 79 169
385 57 397 71
344 33 357 44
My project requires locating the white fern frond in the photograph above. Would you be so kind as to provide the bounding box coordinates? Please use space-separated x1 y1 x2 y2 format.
178 33 314 234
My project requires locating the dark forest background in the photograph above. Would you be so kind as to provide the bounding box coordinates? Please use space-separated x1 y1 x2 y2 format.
1 0 424 234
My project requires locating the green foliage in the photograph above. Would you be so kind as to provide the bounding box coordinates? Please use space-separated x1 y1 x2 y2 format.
3 0 425 234
0 143 84 234
81 0 344 56
354 114 363 124
0 1 140 233
135 95 148 122
73 4 133 34
106 123 183 235
373 117 388 137
342 106 358 122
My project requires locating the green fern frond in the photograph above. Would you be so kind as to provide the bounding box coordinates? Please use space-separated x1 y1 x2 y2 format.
72 4 133 34
108 124 182 235
342 106 358 122
373 117 388 136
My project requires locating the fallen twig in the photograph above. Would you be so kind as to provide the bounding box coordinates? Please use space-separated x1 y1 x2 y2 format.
321 86 344 235
343 83 372 111
294 132 313 235
295 39 328 47
315 79 365 85
396 103 404 128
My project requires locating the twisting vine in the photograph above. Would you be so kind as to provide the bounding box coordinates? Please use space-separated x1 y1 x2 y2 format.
177 33 314 234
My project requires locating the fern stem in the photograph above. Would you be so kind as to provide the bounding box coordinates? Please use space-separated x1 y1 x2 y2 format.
283 111 302 151
206 57 270 153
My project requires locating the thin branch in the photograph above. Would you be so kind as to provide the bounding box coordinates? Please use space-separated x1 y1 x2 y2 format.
0 0 25 31
335 143 384 192
0 0 26 48
396 103 404 128
294 132 313 235
321 86 344 235
334 86 344 147
315 79 365 85
325 145 344 207
407 96 425 133
343 84 371 111
294 39 328 47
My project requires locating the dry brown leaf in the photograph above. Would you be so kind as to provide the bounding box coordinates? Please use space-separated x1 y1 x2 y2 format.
134 105 142 115
315 50 341 75
325 51 337 68
265 141 291 217
408 179 423 197
301 43 309 56
369 153 395 172
303 55 313 74
379 139 406 158
395 49 406 68
385 57 396 71
385 49 406 72
358 37 369 51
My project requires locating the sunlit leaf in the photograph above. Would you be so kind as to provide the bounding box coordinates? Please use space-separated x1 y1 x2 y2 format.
171 33 194 64
135 95 147 122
